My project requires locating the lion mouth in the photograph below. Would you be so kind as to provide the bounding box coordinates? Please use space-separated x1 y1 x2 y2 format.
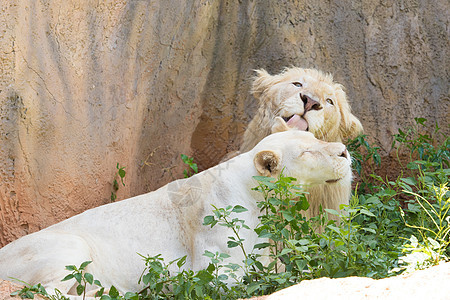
282 114 309 131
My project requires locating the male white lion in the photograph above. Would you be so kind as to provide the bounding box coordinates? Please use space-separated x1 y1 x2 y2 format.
239 67 363 218
241 67 363 150
0 131 351 297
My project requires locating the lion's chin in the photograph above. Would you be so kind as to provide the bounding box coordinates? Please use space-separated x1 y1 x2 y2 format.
282 114 309 131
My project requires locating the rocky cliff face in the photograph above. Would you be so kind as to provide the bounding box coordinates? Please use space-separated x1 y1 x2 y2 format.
0 0 448 246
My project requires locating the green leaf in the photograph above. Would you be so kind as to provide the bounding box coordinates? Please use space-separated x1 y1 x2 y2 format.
94 279 102 287
206 263 215 273
177 255 187 268
142 273 151 285
280 248 293 255
196 270 214 284
297 239 310 246
232 205 248 213
79 261 92 270
253 242 271 249
298 197 310 210
74 273 82 284
217 274 228 281
246 282 261 295
227 241 240 248
109 286 120 298
76 284 85 296
268 197 282 206
211 258 220 265
415 117 426 125
360 209 376 217
362 227 376 234
295 259 307 270
325 209 340 216
202 215 215 226
194 285 204 297
61 274 74 282
124 292 139 300
65 265 76 271
252 176 275 182
203 250 215 258
118 168 126 179
400 177 417 186
295 246 308 253
281 210 294 222
327 225 341 234
280 228 290 239
84 273 94 285
149 261 163 273
258 232 273 239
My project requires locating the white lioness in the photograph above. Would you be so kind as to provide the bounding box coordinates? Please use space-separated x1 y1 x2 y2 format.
238 67 363 218
0 131 351 297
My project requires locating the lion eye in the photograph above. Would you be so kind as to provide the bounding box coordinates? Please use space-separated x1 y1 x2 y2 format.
292 82 303 88
326 98 334 105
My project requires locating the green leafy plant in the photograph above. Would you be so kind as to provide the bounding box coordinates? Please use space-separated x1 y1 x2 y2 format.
9 280 63 300
392 117 449 169
346 134 381 177
391 235 447 275
61 261 103 299
111 163 126 202
181 154 198 178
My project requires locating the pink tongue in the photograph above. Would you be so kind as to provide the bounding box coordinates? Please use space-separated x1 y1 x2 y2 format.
287 114 308 131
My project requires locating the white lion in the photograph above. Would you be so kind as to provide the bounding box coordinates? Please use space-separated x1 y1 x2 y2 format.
0 131 351 297
238 67 363 219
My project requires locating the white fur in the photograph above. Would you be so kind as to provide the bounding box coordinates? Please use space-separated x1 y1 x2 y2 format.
0 131 351 297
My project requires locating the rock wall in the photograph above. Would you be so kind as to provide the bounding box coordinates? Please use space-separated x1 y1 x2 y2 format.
0 0 448 246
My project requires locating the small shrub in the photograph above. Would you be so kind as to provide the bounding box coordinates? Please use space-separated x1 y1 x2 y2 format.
181 154 198 178
111 163 126 202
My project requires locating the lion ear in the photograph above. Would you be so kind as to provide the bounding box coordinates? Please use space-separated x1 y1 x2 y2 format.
254 150 282 177
335 87 364 140
251 69 273 100
271 117 291 133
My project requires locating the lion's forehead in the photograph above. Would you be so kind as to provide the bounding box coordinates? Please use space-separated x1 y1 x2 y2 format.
281 69 335 85
272 76 338 101
259 131 317 147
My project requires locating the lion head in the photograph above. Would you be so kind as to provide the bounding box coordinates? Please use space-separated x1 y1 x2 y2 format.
252 130 352 186
240 67 363 152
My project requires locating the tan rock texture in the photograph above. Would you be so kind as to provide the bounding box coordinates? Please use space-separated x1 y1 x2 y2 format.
0 279 45 300
0 1 449 246
256 262 450 299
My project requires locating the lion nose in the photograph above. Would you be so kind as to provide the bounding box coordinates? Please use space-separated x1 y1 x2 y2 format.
300 94 322 112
